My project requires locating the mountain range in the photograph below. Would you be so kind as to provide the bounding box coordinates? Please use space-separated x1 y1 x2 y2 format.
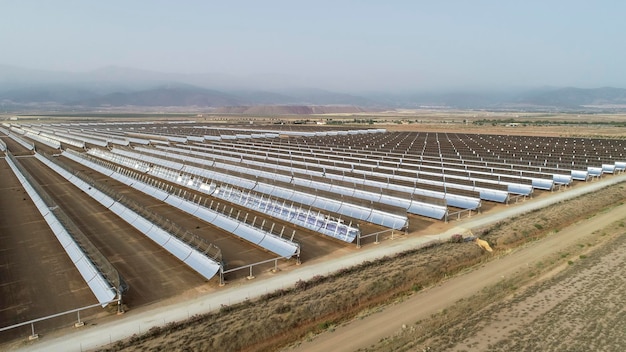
1 65 625 112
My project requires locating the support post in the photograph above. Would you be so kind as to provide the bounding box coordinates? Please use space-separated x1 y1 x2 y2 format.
219 267 225 286
247 266 255 280
117 293 125 315
74 310 85 327
29 323 38 340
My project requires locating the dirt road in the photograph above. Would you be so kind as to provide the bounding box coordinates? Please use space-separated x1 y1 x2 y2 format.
289 201 626 352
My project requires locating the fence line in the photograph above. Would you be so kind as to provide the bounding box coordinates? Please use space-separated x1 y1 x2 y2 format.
0 298 122 340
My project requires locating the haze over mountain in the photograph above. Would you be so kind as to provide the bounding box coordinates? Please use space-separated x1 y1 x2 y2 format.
1 65 625 112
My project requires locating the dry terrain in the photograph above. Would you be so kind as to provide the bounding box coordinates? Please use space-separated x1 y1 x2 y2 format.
91 175 626 352
304 193 626 352
1 115 625 352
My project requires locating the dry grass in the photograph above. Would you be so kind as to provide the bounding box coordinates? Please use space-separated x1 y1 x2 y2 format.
369 219 626 352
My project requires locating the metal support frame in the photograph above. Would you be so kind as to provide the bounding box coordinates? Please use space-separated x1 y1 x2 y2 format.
219 257 289 286
356 228 400 248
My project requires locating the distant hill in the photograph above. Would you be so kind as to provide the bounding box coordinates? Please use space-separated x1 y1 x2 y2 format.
516 87 626 107
213 105 371 115
1 65 626 111
0 85 99 104
77 86 242 107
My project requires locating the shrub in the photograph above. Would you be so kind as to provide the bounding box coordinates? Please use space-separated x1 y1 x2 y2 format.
449 234 463 243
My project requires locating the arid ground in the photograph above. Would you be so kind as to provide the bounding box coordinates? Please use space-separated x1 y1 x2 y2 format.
2 114 625 352
88 174 626 352
83 116 626 352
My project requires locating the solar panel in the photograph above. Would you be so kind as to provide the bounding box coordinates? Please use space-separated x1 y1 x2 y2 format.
602 164 616 174
587 167 603 177
571 170 589 181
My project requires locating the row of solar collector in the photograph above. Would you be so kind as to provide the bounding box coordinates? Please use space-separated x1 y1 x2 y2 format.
95 147 412 228
162 143 491 206
12 124 139 148
469 133 626 152
107 147 437 224
124 145 437 220
342 133 626 174
134 129 620 179
293 131 626 159
180 141 533 197
36 152 224 282
121 126 386 140
14 126 91 149
25 123 386 146
14 124 622 191
211 136 623 185
275 132 625 172
225 136 582 178
2 128 35 151
29 121 383 136
63 149 301 258
24 124 624 179
431 143 624 172
87 148 363 242
5 155 116 306
19 126 618 192
29 124 197 147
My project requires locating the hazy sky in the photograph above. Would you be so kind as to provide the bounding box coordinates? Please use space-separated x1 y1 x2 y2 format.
2 1 624 91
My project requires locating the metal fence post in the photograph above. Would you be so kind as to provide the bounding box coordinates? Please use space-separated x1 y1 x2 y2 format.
29 323 38 340
75 310 85 327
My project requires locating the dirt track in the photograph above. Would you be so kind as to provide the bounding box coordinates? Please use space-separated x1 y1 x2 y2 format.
290 200 626 352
